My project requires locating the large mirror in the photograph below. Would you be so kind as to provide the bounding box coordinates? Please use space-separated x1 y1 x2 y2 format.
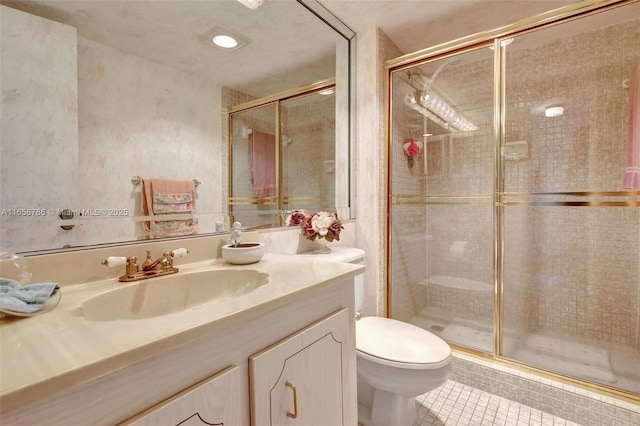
0 0 353 254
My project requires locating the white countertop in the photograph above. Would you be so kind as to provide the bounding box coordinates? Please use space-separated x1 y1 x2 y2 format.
0 253 363 412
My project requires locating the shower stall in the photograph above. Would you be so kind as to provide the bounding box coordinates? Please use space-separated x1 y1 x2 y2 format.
386 0 640 399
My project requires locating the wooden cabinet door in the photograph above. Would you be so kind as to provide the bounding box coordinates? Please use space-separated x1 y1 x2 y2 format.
121 365 247 426
249 308 350 426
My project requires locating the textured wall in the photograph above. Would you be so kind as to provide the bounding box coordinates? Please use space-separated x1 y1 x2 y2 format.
0 7 226 252
0 5 79 253
76 37 224 246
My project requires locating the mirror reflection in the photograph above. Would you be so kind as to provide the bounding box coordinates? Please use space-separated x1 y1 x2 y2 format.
0 0 353 254
228 83 337 228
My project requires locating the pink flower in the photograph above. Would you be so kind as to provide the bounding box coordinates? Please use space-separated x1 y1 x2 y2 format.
287 210 308 226
326 217 344 242
301 216 317 239
403 138 422 157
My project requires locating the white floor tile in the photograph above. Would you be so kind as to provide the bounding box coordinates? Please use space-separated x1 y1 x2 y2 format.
414 380 580 426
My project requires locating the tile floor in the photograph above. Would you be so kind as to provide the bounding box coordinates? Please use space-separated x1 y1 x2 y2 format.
415 380 581 426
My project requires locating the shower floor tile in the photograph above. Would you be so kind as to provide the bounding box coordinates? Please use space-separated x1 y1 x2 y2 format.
415 380 580 426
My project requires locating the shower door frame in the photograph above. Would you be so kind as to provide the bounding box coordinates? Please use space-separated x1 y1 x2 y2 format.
384 0 640 404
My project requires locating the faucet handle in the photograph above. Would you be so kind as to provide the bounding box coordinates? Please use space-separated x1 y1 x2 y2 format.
159 248 189 270
101 256 127 267
169 248 189 258
101 256 138 278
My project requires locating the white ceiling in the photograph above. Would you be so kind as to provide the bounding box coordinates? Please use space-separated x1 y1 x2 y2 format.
2 0 579 98
319 0 577 55
0 0 342 98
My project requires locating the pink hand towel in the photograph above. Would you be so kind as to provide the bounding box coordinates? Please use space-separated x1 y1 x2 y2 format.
250 131 276 197
623 58 640 190
141 178 197 235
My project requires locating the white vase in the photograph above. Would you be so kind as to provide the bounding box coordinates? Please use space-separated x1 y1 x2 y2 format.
313 238 332 254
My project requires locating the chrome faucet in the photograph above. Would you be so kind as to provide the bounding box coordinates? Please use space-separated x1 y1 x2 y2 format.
102 248 189 282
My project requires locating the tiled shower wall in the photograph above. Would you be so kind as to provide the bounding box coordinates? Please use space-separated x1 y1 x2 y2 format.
280 96 336 213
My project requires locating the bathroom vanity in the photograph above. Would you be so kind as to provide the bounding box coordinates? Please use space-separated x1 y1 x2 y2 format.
0 247 361 425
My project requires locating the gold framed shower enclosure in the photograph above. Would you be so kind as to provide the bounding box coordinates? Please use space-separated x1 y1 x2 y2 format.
227 79 336 228
385 0 640 403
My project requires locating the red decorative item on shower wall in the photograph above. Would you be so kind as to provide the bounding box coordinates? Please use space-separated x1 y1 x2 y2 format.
403 137 422 157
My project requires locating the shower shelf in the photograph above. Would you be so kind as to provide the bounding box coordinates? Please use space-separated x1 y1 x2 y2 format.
502 140 529 161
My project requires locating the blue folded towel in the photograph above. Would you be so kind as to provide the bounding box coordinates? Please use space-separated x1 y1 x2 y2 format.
0 277 59 314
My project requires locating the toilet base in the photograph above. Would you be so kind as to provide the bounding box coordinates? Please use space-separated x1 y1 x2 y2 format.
373 389 416 426
357 389 417 426
357 403 372 426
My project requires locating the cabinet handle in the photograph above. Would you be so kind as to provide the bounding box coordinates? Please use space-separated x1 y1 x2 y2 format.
285 381 298 419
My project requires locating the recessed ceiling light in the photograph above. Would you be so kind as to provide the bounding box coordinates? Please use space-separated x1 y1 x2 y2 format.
212 35 238 49
237 0 264 9
545 106 564 117
318 88 335 95
199 25 250 52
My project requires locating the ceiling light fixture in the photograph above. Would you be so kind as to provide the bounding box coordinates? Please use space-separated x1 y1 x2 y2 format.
212 35 238 49
237 0 264 10
404 91 478 132
199 25 250 52
545 106 564 117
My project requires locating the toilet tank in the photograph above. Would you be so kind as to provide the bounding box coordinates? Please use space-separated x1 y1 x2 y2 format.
296 247 365 312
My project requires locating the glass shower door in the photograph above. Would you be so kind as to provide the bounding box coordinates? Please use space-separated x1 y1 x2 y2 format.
389 47 495 353
387 0 640 397
500 9 640 392
279 88 337 220
229 103 279 228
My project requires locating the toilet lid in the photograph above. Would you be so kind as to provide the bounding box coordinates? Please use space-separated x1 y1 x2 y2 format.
356 317 451 369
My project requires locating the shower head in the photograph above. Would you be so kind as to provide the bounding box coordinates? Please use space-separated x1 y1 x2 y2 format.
427 57 461 86
407 57 461 92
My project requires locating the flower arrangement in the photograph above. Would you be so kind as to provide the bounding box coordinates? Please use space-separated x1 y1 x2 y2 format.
403 136 423 169
292 210 343 242
403 137 422 157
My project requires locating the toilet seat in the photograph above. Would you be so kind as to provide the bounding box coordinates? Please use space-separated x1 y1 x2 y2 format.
356 316 451 370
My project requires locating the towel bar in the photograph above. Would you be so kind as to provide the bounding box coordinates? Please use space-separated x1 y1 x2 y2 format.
131 176 201 188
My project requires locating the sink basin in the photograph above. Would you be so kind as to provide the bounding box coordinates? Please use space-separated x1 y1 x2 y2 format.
78 269 270 321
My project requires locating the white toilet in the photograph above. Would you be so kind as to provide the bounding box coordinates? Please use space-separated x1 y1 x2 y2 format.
299 247 452 426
